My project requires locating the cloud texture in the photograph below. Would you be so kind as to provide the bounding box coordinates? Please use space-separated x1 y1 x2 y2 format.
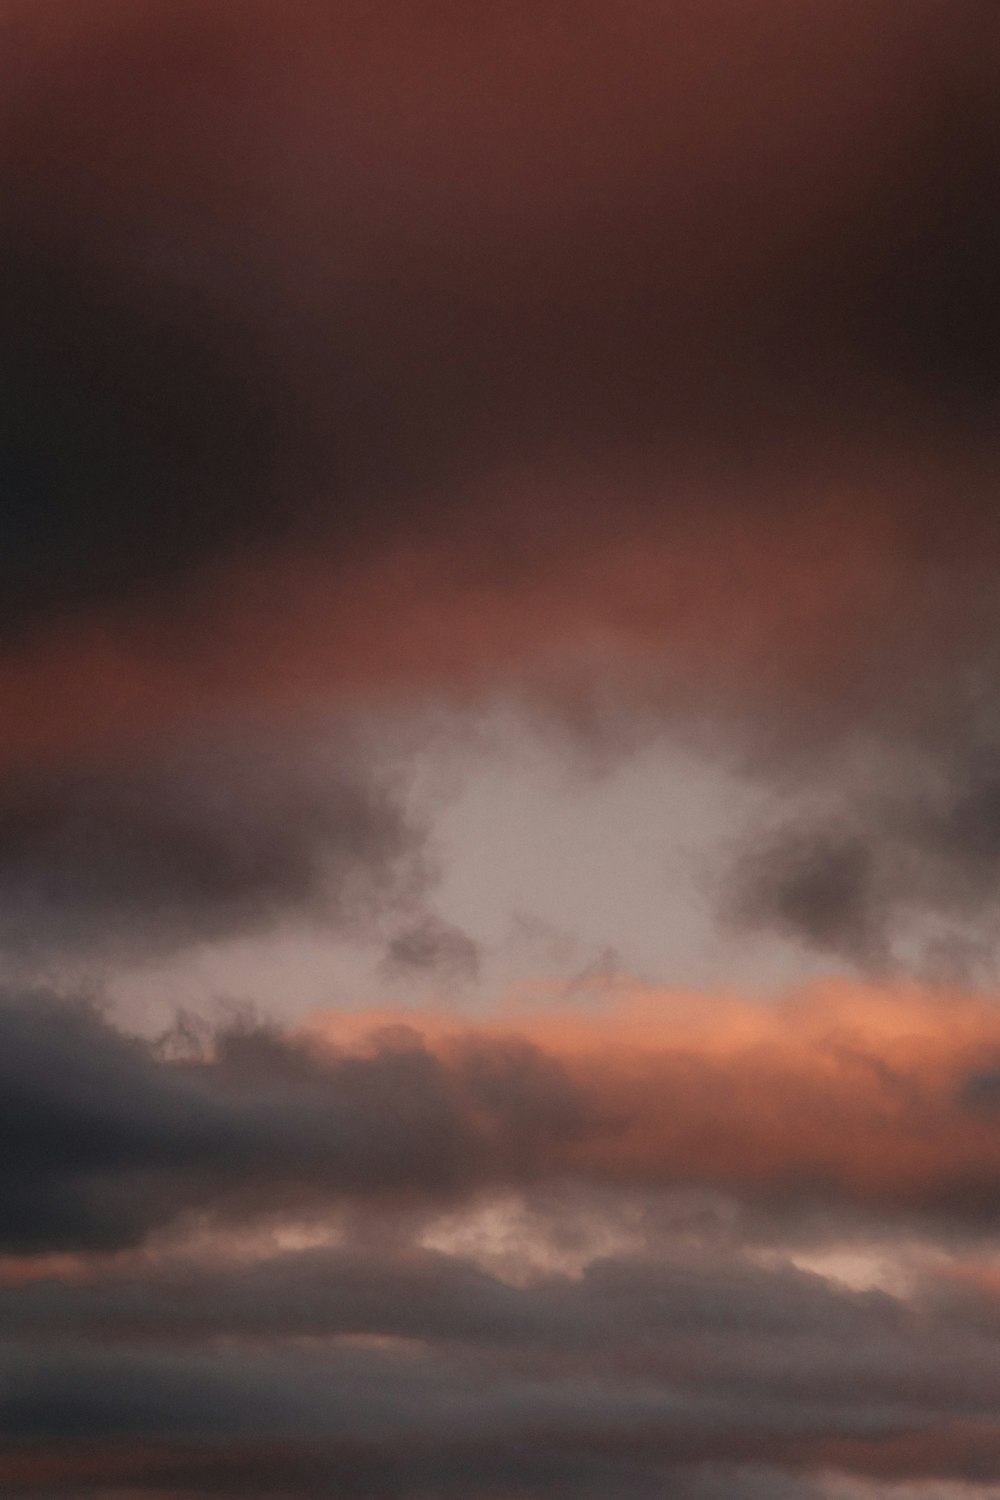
5 3 1000 1495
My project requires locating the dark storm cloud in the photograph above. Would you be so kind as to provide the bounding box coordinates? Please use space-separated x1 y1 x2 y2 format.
0 244 292 633
12 987 1000 1255
843 55 1000 415
3 1245 1000 1494
0 994 587 1252
1 2 462 637
0 1239 899 1351
14 1239 1000 1471
0 727 424 960
3 0 1000 653
0 222 437 643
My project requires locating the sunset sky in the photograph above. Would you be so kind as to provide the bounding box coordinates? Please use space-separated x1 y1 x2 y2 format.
4 4 1000 1497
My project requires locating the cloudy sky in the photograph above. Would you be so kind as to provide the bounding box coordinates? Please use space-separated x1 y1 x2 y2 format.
4 3 1000 1496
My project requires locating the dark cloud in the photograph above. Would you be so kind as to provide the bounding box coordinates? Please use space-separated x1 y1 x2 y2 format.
0 726 424 960
0 1431 840 1500
383 917 482 984
844 53 1000 414
724 741 1000 973
1 1 1000 822
956 1068 1000 1112
0 995 588 1252
0 1239 898 1351
724 827 887 969
9 988 1000 1256
0 243 293 634
3 0 999 657
2 1240 1000 1495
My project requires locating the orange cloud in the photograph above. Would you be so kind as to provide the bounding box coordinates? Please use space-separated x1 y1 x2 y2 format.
308 981 1000 1217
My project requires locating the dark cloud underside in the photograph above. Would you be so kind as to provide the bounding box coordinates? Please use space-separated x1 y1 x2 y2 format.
0 727 424 960
5 989 1000 1253
2 0 998 641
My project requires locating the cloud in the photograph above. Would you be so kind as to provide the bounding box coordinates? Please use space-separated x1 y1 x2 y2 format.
2 1237 1000 1494
1 0 999 773
0 993 589 1253
723 739 1000 975
0 725 425 962
0 1237 899 1350
9 983 1000 1255
5 6 1000 1493
725 828 887 969
383 916 482 984
1 243 292 635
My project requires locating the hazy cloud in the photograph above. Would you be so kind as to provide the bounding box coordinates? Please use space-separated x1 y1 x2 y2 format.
0 726 425 961
383 916 482 984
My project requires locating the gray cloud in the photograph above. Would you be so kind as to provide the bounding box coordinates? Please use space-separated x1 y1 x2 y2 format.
0 994 588 1253
723 739 1000 974
2 1239 1000 1494
0 726 425 962
8 990 1000 1258
0 1239 898 1351
383 916 482 984
724 826 887 969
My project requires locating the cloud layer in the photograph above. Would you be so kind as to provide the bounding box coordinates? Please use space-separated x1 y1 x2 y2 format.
6 4 1000 1496
1 1 998 767
9 984 1000 1256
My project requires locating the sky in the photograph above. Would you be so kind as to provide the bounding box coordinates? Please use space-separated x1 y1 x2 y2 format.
3 2 1000 1496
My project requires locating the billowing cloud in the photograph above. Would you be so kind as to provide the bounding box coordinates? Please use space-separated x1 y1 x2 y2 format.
9 983 1000 1256
0 991 589 1252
